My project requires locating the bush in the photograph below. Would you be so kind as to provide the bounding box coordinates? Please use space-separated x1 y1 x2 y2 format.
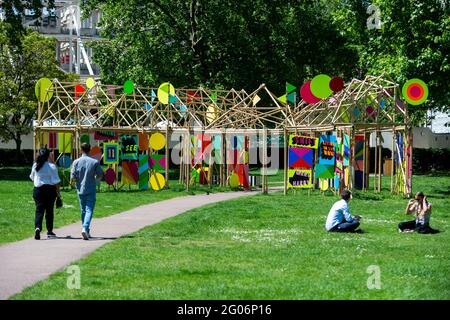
412 148 450 174
0 149 34 167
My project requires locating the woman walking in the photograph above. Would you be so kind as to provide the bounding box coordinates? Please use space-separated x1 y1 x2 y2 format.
30 148 61 240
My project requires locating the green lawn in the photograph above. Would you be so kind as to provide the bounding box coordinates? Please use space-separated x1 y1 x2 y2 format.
0 168 229 244
11 174 450 300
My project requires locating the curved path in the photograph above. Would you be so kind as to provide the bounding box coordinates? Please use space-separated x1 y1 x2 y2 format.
0 191 258 300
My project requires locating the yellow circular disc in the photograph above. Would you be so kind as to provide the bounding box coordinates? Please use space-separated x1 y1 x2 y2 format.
35 77 53 102
150 172 165 191
229 173 240 188
86 77 95 89
149 132 166 151
320 179 329 191
206 104 218 123
157 82 175 104
101 104 115 117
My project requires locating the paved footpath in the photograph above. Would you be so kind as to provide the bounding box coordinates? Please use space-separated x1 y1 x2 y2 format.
0 191 257 300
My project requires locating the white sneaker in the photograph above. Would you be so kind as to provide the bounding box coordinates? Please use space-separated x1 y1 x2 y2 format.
81 229 89 240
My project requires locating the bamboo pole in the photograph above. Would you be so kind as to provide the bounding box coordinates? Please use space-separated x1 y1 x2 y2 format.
407 127 413 196
220 131 225 186
314 131 319 190
208 134 214 187
262 128 267 193
374 131 377 192
165 127 170 189
283 128 288 195
186 130 191 192
378 131 382 192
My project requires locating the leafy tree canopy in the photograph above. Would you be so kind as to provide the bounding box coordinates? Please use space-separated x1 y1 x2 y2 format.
0 22 77 156
83 0 358 93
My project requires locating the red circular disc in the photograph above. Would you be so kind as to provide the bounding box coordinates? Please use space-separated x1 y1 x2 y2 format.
329 77 344 92
407 83 424 101
75 84 86 98
300 81 321 104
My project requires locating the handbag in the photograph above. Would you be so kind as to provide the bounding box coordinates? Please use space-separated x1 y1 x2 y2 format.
56 197 63 208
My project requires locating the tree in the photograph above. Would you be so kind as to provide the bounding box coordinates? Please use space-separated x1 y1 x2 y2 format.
327 0 450 125
0 0 55 44
0 22 76 159
82 0 358 93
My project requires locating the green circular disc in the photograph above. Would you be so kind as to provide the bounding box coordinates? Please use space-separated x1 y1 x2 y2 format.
310 74 332 99
123 80 134 94
35 78 53 102
402 78 428 106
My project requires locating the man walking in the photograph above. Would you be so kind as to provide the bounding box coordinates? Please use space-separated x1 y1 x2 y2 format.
71 143 103 240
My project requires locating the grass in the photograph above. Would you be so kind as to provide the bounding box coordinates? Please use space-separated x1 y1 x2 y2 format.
11 174 450 300
0 167 230 244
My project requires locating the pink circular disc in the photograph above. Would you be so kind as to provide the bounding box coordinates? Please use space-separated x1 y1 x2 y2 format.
409 85 422 98
300 81 321 104
105 168 116 185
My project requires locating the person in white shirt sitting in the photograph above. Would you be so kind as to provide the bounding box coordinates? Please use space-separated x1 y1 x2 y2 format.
325 189 362 233
30 148 61 240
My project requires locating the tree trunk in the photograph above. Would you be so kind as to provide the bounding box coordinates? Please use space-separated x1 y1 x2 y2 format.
190 0 209 83
14 136 23 165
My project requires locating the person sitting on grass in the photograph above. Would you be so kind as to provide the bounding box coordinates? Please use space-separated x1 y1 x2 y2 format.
325 189 362 233
398 192 439 234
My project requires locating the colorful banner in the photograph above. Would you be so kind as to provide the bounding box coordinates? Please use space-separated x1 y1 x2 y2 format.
48 132 57 149
334 174 340 190
149 154 166 172
288 147 313 169
231 135 244 150
355 135 364 160
288 169 313 188
94 131 118 141
315 164 335 179
40 132 48 147
194 134 212 162
289 134 318 149
103 143 119 164
138 155 149 190
335 137 343 173
120 135 138 160
213 135 222 164
343 134 350 166
58 132 72 153
138 133 149 152
318 135 336 165
121 161 138 185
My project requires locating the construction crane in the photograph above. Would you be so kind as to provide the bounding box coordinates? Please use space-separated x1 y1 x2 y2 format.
1 0 101 77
